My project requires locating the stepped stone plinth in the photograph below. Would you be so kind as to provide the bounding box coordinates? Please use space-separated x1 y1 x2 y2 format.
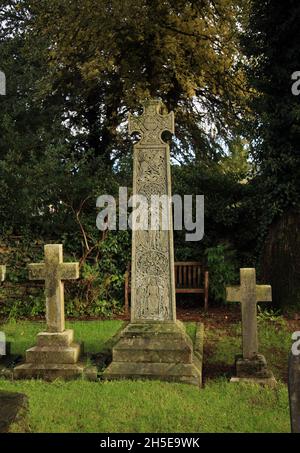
103 321 203 386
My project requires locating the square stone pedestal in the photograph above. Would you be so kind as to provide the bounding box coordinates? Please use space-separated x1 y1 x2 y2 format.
102 321 203 387
14 329 84 381
230 353 277 387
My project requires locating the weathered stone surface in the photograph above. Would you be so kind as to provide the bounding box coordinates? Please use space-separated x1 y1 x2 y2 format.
226 268 272 359
14 330 83 379
103 100 203 387
28 244 79 333
37 329 74 347
13 363 84 381
113 337 192 363
83 366 99 382
103 362 201 386
14 244 82 381
129 100 176 322
230 354 276 386
288 351 300 433
236 353 269 377
230 376 277 387
0 391 29 433
26 343 81 364
226 268 275 384
103 321 203 387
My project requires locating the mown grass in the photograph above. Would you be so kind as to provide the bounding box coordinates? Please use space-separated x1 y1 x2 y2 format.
0 319 124 355
204 317 291 382
0 318 292 433
0 378 289 433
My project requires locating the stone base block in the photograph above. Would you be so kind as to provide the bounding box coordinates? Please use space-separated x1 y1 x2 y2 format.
102 321 203 387
25 343 81 364
13 362 85 381
236 354 272 378
37 329 74 347
14 329 84 381
231 353 277 386
230 375 277 387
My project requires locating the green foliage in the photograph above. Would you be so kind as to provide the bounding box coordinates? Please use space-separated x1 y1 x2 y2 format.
172 160 251 263
205 244 238 302
242 0 300 236
0 231 131 320
240 1 300 308
257 307 285 326
1 1 298 315
65 262 125 318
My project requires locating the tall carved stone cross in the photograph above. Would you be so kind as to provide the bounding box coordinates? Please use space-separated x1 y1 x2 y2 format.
103 99 202 386
28 244 79 332
128 99 176 322
226 268 272 359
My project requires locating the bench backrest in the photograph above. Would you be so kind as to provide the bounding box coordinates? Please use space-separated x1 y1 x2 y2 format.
126 261 205 289
174 262 203 289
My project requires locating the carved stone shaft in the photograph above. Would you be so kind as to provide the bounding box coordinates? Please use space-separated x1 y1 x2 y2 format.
129 99 176 322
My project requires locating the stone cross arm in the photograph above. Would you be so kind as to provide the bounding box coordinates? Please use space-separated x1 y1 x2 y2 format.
28 262 79 281
28 263 46 281
226 283 272 303
28 246 79 282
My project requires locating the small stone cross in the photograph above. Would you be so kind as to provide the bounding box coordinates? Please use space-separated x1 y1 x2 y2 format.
128 99 174 145
28 244 79 332
226 268 272 359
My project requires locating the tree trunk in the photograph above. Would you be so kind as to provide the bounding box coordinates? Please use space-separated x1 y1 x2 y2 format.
261 210 300 309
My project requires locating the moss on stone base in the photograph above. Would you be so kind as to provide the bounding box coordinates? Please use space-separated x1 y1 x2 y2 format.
102 321 204 387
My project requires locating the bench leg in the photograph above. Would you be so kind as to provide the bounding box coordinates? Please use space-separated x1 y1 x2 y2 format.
204 271 209 312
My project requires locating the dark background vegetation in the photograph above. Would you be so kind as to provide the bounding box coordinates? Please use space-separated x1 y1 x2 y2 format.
0 0 299 318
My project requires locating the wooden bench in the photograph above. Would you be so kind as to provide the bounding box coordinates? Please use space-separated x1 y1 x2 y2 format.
124 261 209 316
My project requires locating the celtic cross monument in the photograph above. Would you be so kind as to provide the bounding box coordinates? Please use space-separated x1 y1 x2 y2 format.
128 99 176 322
104 99 203 386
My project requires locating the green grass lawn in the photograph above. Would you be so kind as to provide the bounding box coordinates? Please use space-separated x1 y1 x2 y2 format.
0 318 291 433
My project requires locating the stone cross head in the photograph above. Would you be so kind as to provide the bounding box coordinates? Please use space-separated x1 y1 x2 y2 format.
128 99 174 145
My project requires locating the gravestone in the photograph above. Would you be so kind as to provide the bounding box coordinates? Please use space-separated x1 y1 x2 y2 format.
226 268 276 385
14 244 84 380
288 350 300 433
103 99 203 386
0 391 29 432
0 265 11 358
